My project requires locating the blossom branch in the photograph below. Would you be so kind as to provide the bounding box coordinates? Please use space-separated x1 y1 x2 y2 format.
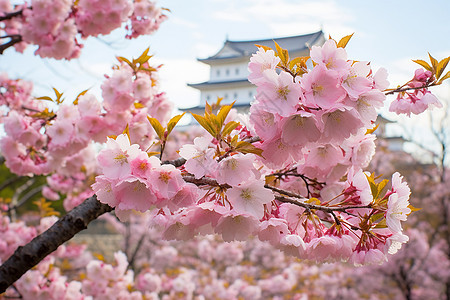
182 174 231 189
0 195 113 293
0 34 22 55
0 10 23 22
384 82 437 95
273 194 372 213
162 157 186 168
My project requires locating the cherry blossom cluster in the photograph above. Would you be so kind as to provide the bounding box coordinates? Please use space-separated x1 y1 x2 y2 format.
0 72 43 112
389 69 443 116
0 54 172 211
248 39 388 170
0 0 167 59
90 39 419 266
92 133 196 220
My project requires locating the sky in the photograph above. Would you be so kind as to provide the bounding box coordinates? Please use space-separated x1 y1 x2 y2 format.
1 0 450 147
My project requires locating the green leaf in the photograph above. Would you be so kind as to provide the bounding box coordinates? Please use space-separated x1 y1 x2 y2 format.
191 113 217 137
235 141 264 157
412 59 433 72
436 56 450 79
337 33 354 48
167 113 185 135
147 116 165 140
221 121 240 137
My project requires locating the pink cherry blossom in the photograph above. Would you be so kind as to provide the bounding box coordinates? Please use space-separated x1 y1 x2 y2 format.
301 64 347 109
248 47 281 85
256 70 301 117
226 180 274 219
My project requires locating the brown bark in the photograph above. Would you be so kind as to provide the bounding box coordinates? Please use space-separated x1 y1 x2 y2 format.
0 195 113 293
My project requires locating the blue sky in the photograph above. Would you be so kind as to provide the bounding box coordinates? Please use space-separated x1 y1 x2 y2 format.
1 0 449 119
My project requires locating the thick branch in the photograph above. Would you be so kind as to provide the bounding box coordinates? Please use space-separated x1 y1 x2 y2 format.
0 195 113 293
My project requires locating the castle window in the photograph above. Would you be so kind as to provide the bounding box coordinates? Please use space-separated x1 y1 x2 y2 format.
235 68 240 75
233 92 238 99
216 69 220 77
248 91 253 98
206 95 211 101
225 69 230 76
224 93 228 99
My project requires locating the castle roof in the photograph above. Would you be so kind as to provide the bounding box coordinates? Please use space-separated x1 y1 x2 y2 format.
198 30 324 64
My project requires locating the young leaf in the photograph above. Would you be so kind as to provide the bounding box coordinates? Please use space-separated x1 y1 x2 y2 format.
221 121 240 137
73 89 89 105
436 56 450 79
375 179 389 200
52 88 65 104
428 53 438 73
191 113 217 137
147 116 165 140
366 124 379 135
134 102 145 109
146 151 160 157
116 56 134 70
235 141 264 157
36 96 54 102
438 70 450 84
408 204 422 214
254 44 273 52
217 101 235 128
337 33 354 48
412 59 433 72
365 173 378 200
122 124 131 142
373 218 387 229
167 112 186 135
205 101 212 114
135 47 151 65
34 198 60 218
30 108 56 119
273 41 289 66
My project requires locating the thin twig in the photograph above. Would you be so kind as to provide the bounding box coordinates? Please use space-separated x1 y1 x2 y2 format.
384 82 437 95
0 10 23 22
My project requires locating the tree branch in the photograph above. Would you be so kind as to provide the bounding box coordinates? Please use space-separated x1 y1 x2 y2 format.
0 195 113 293
0 34 23 55
0 10 23 22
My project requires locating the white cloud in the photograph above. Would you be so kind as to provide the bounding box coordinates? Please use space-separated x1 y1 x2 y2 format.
154 58 210 109
171 16 199 29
